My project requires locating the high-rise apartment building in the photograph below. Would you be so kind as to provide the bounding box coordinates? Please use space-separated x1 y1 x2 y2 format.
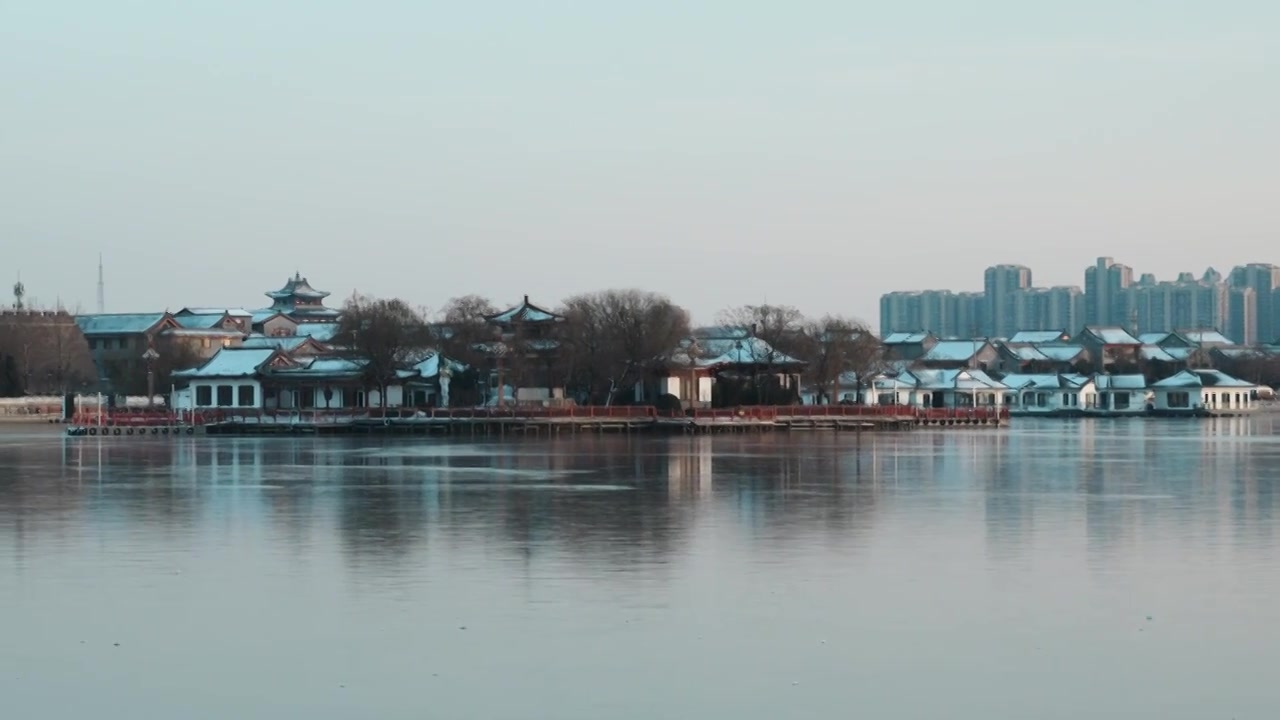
1227 286 1257 345
983 264 1032 338
879 291 921 336
1127 271 1229 337
1008 286 1084 334
879 257 1273 343
1084 257 1134 327
1229 263 1280 343
880 290 985 337
952 292 984 338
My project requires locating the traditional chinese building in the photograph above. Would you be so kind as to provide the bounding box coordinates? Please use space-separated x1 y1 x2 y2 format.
480 295 566 405
251 273 341 340
172 346 459 411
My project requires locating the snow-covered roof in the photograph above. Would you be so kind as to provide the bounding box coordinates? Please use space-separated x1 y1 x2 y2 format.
999 373 1090 390
269 357 365 378
251 310 291 325
920 340 987 363
293 323 340 341
163 327 243 337
873 371 919 390
1037 345 1086 362
239 335 316 351
693 325 751 340
173 313 226 329
695 336 805 368
1140 345 1194 363
1152 369 1255 388
883 331 932 344
486 295 564 324
1137 332 1173 345
1093 374 1148 390
173 348 278 379
1139 346 1176 362
287 307 341 317
1080 326 1141 345
1180 330 1234 346
1212 347 1264 359
177 307 252 318
911 368 1007 391
265 273 330 301
75 313 169 336
411 352 466 379
1008 330 1069 344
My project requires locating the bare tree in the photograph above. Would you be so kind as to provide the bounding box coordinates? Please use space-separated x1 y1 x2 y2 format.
712 304 808 403
798 316 886 404
0 310 96 396
332 295 432 408
434 295 497 406
562 290 691 405
441 295 497 327
715 304 808 362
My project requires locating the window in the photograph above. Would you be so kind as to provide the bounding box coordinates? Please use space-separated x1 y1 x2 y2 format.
1167 391 1190 409
195 386 212 406
216 385 234 406
237 385 255 407
1006 393 1018 406
1036 392 1048 408
1113 393 1130 410
1095 392 1108 409
1236 393 1243 407
877 393 894 405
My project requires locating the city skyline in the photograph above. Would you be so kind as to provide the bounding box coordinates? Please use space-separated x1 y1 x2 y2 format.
882 256 1279 344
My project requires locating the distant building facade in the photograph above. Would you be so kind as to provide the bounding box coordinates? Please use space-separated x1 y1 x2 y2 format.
880 255 1275 345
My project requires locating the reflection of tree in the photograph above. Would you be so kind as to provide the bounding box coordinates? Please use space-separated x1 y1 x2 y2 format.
337 473 432 567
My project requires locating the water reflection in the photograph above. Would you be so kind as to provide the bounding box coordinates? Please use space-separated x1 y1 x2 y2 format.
5 421 1280 719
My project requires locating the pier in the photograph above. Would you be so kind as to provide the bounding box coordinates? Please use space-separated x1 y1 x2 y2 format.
67 405 1008 437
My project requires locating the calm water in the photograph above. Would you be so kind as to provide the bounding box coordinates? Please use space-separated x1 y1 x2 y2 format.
3 419 1280 719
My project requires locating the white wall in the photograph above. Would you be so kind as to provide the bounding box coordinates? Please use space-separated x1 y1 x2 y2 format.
367 385 404 408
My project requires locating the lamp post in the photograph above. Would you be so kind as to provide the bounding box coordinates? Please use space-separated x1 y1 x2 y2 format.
142 347 159 406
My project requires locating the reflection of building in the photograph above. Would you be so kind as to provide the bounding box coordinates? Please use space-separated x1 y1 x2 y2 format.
666 438 713 500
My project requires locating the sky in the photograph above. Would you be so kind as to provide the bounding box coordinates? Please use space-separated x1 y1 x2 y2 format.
2 1 1277 326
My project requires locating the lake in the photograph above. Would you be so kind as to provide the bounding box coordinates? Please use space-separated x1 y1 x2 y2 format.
2 419 1279 719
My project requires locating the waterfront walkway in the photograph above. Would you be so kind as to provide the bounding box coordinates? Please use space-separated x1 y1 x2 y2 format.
67 405 1007 437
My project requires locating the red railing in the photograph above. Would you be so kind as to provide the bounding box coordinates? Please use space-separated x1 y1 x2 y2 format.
71 403 1010 427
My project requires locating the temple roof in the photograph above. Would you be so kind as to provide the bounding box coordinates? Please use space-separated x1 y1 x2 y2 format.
75 313 171 336
173 348 279 379
486 295 564 324
265 273 331 303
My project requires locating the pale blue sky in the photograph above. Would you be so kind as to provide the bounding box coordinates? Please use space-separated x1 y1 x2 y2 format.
3 1 1276 324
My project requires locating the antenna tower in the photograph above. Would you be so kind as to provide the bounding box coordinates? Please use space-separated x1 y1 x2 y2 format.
97 254 105 313
13 272 24 310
